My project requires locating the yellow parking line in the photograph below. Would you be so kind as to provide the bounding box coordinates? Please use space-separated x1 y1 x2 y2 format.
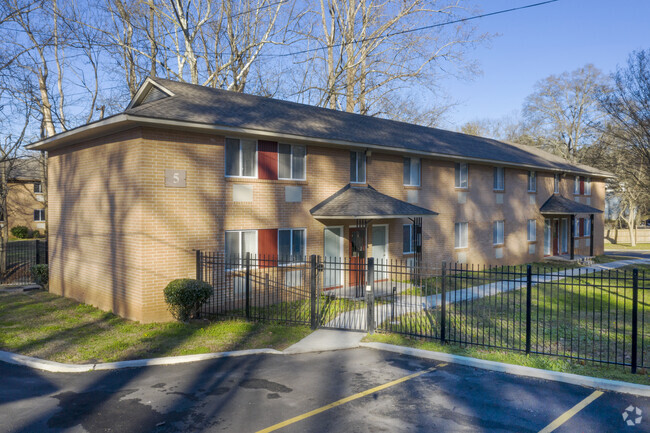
256 363 447 433
538 390 604 433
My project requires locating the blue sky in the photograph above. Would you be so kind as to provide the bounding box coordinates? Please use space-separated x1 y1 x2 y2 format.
440 0 650 128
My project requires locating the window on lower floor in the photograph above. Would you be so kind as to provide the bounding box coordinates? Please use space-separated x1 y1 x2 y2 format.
455 222 468 249
34 182 43 194
402 224 413 254
585 218 591 237
278 228 306 261
225 230 258 263
493 220 504 245
544 219 551 255
527 219 536 242
33 209 45 222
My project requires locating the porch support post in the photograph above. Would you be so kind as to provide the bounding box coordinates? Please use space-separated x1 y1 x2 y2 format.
590 214 594 256
570 215 575 260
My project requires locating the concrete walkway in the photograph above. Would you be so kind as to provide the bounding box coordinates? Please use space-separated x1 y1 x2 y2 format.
283 329 365 354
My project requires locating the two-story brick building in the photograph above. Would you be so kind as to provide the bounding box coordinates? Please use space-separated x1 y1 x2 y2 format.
27 77 609 322
3 158 46 235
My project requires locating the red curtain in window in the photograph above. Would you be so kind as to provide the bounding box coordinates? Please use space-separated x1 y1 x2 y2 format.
579 179 585 195
579 218 584 237
258 228 278 267
258 141 278 180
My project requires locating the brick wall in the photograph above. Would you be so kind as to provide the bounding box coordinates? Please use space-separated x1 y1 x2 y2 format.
6 181 45 233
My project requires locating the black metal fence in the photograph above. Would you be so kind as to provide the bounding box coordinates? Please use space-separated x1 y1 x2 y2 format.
0 239 48 285
197 251 650 372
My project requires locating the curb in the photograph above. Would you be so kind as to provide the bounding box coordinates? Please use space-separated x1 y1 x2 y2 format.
360 342 650 397
0 349 283 373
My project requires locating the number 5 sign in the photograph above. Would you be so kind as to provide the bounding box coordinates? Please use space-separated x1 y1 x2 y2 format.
164 169 186 188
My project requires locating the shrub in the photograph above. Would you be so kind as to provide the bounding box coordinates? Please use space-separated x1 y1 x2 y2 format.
32 230 41 238
163 279 212 322
11 226 30 239
30 264 49 289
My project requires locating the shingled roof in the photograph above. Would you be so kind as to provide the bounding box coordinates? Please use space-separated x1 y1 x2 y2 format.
539 195 603 215
27 77 611 178
310 185 438 219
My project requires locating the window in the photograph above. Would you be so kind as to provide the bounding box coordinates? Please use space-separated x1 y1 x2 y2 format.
561 219 568 253
403 224 414 254
34 209 45 222
455 222 468 249
493 220 504 245
225 138 257 177
493 167 504 191
527 219 536 242
350 151 366 183
585 177 591 195
574 218 580 238
574 176 581 195
225 230 258 261
278 144 306 180
554 174 560 194
34 182 43 194
527 171 536 192
403 157 421 186
278 228 306 261
585 218 591 237
544 219 551 255
455 163 468 189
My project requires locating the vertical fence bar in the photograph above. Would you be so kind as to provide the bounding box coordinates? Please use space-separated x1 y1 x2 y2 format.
367 258 375 333
35 239 40 264
525 264 532 355
632 268 639 373
440 262 446 344
45 239 48 264
245 253 251 320
196 250 202 280
310 255 318 330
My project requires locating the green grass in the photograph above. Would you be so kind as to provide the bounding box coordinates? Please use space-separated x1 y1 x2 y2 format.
606 243 650 250
363 333 650 385
0 290 312 364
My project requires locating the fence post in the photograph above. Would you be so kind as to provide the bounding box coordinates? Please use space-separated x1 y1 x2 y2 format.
525 264 532 355
35 239 40 264
441 261 446 344
366 257 375 333
632 268 639 374
310 255 318 330
245 252 251 320
195 250 202 280
44 239 48 264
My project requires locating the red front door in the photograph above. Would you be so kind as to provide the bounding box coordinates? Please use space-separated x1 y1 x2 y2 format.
552 220 560 256
349 228 366 289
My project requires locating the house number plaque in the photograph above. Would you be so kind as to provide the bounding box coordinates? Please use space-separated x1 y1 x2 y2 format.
165 169 186 187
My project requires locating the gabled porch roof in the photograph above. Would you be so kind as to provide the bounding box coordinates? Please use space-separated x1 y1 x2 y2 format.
310 185 438 220
539 194 603 215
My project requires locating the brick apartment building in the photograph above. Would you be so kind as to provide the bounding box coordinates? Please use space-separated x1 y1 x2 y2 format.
27 77 609 322
3 158 46 235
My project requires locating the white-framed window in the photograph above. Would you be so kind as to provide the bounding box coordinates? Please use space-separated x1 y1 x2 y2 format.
527 219 536 242
350 151 366 183
225 138 257 178
34 209 45 222
585 177 591 195
554 174 560 194
527 171 536 192
34 182 43 194
225 230 258 261
585 218 591 237
455 222 468 249
493 167 505 191
544 219 551 255
403 157 421 186
278 144 306 180
574 218 580 238
402 224 414 254
574 175 581 195
278 228 306 262
561 219 568 253
455 163 468 189
493 220 504 245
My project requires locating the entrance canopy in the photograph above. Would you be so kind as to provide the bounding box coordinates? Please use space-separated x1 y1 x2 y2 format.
539 195 603 215
310 185 438 220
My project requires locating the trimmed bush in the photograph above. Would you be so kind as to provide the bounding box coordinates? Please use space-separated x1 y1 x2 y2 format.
30 264 49 289
163 278 212 322
11 226 30 239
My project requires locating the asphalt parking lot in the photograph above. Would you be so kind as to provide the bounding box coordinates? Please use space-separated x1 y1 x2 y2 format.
1 348 649 432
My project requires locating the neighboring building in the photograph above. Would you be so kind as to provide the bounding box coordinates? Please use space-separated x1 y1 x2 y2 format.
2 158 46 235
26 78 610 322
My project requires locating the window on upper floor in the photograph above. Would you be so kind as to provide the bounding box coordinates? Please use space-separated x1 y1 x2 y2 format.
455 222 468 249
34 209 45 222
225 138 257 178
34 182 43 194
455 163 468 189
554 174 560 194
493 220 504 245
585 177 591 195
527 219 536 242
350 151 366 183
574 175 584 195
527 171 536 192
279 144 306 180
493 167 505 191
403 157 421 186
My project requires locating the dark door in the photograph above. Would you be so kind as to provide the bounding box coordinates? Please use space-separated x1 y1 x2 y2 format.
552 220 559 256
349 228 366 293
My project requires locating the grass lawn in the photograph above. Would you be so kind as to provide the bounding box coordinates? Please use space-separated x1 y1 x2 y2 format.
0 290 312 364
363 333 650 385
606 243 650 250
